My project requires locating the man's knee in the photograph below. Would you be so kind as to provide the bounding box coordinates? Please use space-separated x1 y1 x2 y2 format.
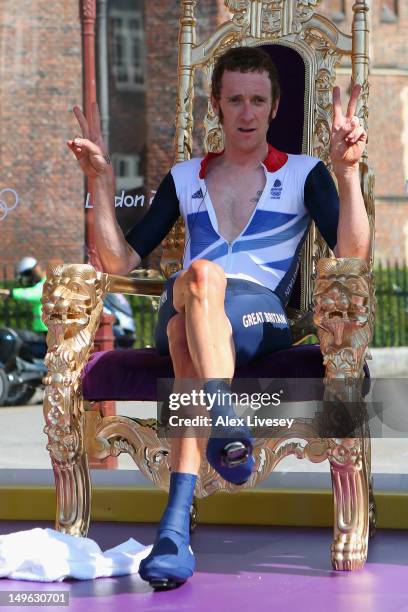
185 260 226 297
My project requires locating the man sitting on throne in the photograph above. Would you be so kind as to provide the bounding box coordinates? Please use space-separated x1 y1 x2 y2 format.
68 47 370 589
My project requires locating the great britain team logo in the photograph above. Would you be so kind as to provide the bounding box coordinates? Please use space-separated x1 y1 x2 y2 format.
270 179 282 200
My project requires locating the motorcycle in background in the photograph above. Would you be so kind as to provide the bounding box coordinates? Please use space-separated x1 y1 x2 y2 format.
0 293 136 406
0 328 47 406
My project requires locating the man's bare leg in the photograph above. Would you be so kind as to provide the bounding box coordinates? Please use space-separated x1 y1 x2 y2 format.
139 312 206 588
172 259 254 482
140 260 252 587
173 259 235 379
167 312 207 475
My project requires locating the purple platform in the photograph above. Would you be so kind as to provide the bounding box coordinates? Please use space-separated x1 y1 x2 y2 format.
0 521 407 611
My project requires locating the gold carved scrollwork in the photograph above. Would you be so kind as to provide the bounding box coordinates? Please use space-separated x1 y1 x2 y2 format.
180 86 195 159
84 412 331 498
313 69 333 198
225 0 250 28
313 258 374 379
225 0 248 13
295 0 321 27
160 218 185 278
84 412 172 490
207 127 224 153
358 79 369 150
327 429 369 570
261 0 284 37
202 59 225 153
314 67 335 169
41 264 108 534
313 257 373 569
360 162 375 263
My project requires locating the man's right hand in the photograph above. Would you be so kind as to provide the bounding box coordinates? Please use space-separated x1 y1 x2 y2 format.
67 102 111 179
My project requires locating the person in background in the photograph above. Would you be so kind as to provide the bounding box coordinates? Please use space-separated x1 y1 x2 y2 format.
0 257 47 358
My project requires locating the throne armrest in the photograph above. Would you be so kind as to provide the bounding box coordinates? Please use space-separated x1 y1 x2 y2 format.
41 264 166 378
106 273 165 297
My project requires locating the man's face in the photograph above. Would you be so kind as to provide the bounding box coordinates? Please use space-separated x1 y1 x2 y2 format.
211 69 279 152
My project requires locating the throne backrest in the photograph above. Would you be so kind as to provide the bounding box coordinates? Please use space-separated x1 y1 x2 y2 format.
160 0 374 313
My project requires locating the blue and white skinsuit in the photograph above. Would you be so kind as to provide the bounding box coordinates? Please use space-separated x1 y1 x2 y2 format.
125 144 339 366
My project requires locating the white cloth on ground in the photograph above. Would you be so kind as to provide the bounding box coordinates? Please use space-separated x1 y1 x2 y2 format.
0 528 152 582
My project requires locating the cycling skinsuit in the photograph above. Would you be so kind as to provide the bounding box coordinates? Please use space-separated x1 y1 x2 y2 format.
125 145 339 366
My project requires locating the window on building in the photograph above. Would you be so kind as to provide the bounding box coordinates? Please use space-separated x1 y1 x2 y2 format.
331 0 346 23
112 154 143 191
381 0 398 23
110 9 145 91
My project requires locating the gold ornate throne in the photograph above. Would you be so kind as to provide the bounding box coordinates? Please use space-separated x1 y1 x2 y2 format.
42 0 376 571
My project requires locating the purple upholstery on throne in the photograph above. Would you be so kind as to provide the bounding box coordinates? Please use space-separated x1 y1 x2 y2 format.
81 345 369 402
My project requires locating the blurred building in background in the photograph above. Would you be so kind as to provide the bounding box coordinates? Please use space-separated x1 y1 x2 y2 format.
1 0 407 272
320 0 408 262
0 0 84 274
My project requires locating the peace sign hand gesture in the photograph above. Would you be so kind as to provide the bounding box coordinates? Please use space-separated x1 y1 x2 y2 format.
67 102 111 179
330 84 367 175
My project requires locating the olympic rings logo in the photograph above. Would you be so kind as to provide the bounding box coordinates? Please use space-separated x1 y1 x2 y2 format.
0 188 19 221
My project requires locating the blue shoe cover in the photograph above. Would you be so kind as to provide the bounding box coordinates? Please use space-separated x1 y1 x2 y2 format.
139 525 195 588
139 472 197 589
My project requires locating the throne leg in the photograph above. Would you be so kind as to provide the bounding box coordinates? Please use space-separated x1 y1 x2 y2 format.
329 438 369 570
52 457 91 537
313 257 375 570
44 387 91 537
41 263 109 536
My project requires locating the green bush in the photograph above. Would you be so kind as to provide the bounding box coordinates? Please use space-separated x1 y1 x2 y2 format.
128 295 160 348
373 264 408 347
0 281 33 330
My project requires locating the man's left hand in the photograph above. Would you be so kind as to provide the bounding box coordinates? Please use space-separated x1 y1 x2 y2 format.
330 83 367 174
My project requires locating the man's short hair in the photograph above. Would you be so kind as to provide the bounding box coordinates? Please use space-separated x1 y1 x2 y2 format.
211 46 280 105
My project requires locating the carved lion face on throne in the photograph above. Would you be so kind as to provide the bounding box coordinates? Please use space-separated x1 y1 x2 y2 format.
313 258 374 377
42 264 106 339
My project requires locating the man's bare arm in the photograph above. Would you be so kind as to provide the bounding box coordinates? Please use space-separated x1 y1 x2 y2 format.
330 84 371 261
92 170 141 275
67 102 141 275
334 168 370 261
